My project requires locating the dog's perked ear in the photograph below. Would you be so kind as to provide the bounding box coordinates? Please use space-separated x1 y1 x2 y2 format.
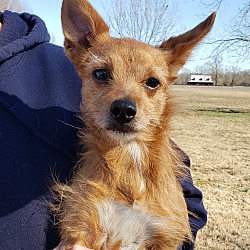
160 12 216 83
61 0 109 61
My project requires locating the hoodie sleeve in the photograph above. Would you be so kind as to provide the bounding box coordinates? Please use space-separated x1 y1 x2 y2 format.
179 155 207 250
171 141 207 250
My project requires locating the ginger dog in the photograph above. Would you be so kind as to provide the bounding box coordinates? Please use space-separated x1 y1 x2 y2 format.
54 0 215 249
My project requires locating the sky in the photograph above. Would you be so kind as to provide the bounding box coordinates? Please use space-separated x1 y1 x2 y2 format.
24 0 249 71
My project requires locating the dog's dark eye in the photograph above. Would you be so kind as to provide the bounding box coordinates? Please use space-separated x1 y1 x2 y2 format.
145 78 160 89
93 69 109 82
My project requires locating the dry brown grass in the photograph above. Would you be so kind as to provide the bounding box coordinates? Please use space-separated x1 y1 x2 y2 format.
170 86 250 250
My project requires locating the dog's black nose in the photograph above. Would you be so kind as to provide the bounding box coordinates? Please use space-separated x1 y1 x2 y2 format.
110 99 137 124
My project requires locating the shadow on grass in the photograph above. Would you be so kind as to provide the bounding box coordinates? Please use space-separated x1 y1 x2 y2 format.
194 108 250 117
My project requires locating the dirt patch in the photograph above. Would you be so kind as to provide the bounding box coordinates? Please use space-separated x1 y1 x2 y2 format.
170 87 250 249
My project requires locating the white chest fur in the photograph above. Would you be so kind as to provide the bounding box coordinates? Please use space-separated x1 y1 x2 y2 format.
126 142 145 192
96 199 166 249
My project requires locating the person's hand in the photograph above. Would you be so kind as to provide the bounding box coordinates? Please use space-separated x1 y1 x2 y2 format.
53 242 92 250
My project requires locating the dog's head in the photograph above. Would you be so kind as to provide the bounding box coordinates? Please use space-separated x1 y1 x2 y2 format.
61 0 215 141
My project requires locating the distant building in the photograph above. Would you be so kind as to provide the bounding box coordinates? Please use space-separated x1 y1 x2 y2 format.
187 75 214 85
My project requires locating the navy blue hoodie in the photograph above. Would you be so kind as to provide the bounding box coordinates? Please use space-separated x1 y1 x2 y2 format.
0 11 207 250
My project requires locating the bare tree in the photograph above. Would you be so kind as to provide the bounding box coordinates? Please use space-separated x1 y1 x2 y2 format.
225 65 241 86
203 0 250 60
238 70 250 86
208 54 223 86
174 72 190 85
192 53 223 85
0 0 30 12
104 0 179 45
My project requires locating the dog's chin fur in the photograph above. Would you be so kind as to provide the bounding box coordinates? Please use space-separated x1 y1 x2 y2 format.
106 123 137 133
106 129 138 143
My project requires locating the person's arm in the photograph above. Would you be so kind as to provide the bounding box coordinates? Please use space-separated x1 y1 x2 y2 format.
178 151 207 250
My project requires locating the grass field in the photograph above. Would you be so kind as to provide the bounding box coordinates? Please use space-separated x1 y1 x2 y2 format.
170 86 250 250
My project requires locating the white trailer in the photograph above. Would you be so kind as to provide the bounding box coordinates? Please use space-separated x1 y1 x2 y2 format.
187 75 214 85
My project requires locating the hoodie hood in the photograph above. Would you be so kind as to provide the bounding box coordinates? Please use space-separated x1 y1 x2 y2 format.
0 10 82 159
0 11 50 62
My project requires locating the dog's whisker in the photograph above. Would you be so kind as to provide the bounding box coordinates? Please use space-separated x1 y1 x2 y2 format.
57 120 82 130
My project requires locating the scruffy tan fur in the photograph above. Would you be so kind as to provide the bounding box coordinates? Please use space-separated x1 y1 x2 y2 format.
53 0 216 249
